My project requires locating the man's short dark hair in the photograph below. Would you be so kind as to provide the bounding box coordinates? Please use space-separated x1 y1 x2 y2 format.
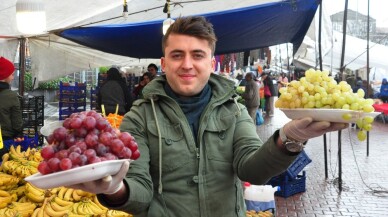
162 16 217 56
147 63 158 71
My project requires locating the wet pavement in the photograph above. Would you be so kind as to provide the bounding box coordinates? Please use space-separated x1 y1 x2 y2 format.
43 102 388 217
258 108 388 217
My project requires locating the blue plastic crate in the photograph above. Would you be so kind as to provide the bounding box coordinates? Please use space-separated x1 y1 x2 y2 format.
3 134 39 151
285 150 311 179
268 171 306 198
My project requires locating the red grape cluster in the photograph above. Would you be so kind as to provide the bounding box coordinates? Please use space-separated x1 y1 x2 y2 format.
38 110 140 175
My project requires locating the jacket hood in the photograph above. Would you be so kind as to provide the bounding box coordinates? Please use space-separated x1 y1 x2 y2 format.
383 78 387 84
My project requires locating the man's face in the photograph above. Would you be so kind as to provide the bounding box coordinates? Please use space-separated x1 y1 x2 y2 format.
148 67 157 76
161 34 215 97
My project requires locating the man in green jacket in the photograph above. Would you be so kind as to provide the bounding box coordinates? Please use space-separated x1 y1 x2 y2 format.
70 16 347 216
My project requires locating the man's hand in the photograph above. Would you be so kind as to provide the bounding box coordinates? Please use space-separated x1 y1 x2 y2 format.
283 117 348 142
66 160 130 195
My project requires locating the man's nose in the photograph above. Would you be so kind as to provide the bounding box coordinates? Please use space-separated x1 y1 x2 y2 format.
181 56 193 69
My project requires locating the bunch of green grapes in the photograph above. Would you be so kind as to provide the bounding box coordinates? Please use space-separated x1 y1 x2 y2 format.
275 68 375 141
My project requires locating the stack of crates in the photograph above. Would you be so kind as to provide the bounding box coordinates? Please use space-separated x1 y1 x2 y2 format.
58 82 86 120
90 87 99 111
21 95 44 145
267 150 311 198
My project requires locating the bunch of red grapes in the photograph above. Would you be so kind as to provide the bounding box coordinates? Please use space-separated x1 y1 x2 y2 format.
38 110 140 175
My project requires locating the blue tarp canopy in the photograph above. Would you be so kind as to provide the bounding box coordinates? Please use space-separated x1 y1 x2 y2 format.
58 0 319 59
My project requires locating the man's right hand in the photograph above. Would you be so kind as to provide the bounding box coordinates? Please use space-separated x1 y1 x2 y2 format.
66 160 130 195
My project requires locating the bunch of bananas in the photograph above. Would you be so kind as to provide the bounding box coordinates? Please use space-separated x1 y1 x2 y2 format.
0 190 17 209
25 183 48 204
0 201 36 217
1 146 40 180
0 172 19 191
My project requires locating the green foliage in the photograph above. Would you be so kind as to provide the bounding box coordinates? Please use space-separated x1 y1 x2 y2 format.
37 77 71 90
99 66 109 74
24 72 33 91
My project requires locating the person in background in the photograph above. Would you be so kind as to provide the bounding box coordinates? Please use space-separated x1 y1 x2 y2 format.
242 72 260 124
261 72 276 117
97 67 132 115
277 72 288 97
68 16 348 217
147 63 159 79
0 56 23 146
380 78 388 103
132 72 152 100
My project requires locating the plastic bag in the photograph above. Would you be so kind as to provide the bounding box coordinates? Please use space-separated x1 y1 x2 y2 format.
256 109 264 126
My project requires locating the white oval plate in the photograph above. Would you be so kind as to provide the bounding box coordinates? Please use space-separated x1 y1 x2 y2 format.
24 159 131 189
280 108 380 123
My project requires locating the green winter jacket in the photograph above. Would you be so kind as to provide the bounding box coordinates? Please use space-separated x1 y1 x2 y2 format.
108 74 298 217
0 82 23 139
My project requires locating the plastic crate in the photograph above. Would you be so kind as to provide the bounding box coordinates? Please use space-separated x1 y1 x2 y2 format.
268 171 306 198
285 150 311 179
3 134 40 151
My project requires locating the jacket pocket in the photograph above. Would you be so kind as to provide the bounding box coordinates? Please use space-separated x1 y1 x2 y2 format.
204 114 236 162
147 120 192 172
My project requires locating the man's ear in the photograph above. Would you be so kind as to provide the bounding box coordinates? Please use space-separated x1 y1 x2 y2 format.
161 57 165 71
211 57 216 71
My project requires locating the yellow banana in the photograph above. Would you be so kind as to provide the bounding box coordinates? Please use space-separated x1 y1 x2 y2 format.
31 207 40 217
0 190 10 197
24 147 31 157
1 153 9 163
16 145 22 155
44 202 70 217
72 189 82 201
25 182 45 196
93 195 108 210
87 201 106 215
76 202 91 215
0 196 13 208
54 196 74 207
107 209 133 217
57 187 67 199
17 195 27 202
50 200 73 212
64 188 75 201
25 191 44 203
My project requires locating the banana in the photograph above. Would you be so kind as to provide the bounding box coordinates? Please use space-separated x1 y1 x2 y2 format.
107 209 133 217
64 188 75 201
57 187 68 199
87 201 106 215
54 196 74 207
25 191 45 203
26 182 45 196
0 195 13 208
72 189 82 201
44 202 70 217
93 195 108 210
24 147 31 157
31 208 40 217
76 202 91 215
18 195 27 203
50 200 73 212
16 145 22 155
0 190 10 197
2 153 9 163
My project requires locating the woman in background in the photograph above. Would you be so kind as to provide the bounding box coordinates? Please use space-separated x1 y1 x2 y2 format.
98 67 132 115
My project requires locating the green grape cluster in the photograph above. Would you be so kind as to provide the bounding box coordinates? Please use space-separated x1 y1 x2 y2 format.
275 68 375 141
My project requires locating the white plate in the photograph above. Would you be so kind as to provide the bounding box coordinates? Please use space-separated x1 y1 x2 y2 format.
24 159 131 189
280 108 380 123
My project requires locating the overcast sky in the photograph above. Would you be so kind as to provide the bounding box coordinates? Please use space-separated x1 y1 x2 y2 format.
324 0 388 27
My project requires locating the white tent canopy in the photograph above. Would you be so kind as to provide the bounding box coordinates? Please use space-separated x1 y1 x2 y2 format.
0 0 279 82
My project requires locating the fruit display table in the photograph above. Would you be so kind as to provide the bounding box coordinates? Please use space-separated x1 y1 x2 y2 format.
373 103 388 124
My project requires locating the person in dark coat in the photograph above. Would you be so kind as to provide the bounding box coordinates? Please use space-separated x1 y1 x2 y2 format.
97 67 132 115
0 56 23 141
261 72 276 116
